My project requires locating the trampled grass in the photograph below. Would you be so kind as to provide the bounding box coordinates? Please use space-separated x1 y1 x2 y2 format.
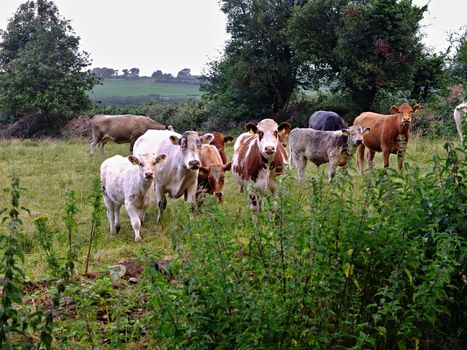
89 78 201 98
0 135 455 280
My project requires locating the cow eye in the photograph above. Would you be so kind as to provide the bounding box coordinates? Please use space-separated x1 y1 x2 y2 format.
258 131 264 139
274 131 278 137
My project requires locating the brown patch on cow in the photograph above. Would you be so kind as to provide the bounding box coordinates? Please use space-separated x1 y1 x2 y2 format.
233 135 268 182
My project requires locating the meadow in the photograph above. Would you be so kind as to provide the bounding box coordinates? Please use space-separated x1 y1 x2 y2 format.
0 135 465 348
89 79 201 99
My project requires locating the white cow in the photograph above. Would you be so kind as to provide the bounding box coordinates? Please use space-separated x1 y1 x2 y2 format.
454 102 467 143
100 153 166 242
133 130 214 222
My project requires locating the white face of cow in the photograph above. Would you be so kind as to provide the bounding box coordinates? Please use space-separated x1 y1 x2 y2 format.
245 119 291 159
170 131 214 170
342 126 371 147
128 153 166 181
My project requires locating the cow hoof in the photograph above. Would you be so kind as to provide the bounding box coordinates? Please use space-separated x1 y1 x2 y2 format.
115 225 121 234
135 236 142 243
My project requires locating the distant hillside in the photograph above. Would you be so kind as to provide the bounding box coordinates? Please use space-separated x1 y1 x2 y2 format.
89 78 202 105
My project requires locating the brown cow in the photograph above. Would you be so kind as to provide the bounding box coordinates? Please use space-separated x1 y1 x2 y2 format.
232 118 291 212
353 102 420 173
198 131 233 164
197 144 232 203
90 114 173 155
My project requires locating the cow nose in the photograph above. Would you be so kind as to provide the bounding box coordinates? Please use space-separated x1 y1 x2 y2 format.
145 171 154 178
189 160 200 169
356 139 362 145
264 146 275 154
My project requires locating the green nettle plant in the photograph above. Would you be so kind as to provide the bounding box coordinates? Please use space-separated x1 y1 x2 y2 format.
141 142 465 349
0 176 52 349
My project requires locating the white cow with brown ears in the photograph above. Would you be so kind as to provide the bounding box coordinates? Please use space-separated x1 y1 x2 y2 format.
100 153 166 242
454 102 466 143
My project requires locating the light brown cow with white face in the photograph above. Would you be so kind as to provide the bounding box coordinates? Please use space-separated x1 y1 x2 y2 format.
232 118 291 212
353 102 420 173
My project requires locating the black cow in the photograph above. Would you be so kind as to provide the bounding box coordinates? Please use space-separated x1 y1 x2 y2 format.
308 111 347 131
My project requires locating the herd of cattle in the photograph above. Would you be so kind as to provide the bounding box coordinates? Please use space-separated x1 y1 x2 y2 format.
92 101 465 242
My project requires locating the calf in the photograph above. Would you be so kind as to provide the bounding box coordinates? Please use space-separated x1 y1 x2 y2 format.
197 144 231 203
90 114 173 155
454 102 466 143
133 130 214 222
309 111 348 131
353 102 420 173
232 118 291 211
100 153 166 242
289 126 370 183
210 131 234 164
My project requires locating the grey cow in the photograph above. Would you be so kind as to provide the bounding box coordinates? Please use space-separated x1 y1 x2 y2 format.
309 111 347 131
289 126 370 183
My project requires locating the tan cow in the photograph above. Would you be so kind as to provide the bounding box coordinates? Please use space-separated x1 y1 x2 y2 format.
90 114 173 155
353 102 420 173
197 144 232 203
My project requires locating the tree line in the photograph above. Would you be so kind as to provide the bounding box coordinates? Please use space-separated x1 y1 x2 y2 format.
0 0 465 135
91 67 201 84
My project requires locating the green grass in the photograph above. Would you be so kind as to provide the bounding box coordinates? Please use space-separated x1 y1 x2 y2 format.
89 78 201 98
0 136 454 279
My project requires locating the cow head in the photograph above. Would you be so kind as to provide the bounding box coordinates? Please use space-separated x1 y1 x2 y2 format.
391 103 420 128
128 153 166 181
199 162 232 202
244 119 291 159
211 131 234 164
341 126 371 148
170 131 214 170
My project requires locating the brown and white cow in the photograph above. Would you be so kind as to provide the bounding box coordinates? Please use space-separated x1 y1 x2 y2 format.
454 102 466 143
289 126 370 183
353 102 420 173
133 129 214 222
197 144 231 203
90 114 173 155
232 118 291 211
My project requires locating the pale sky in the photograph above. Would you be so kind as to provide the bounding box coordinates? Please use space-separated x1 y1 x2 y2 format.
0 0 466 77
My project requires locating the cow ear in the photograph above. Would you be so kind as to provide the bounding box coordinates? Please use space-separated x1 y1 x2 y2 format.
412 104 420 113
201 133 214 144
341 129 349 136
278 122 292 136
155 154 166 163
169 135 181 145
223 162 232 172
363 127 371 135
391 105 399 113
245 123 257 134
128 155 139 165
224 135 234 143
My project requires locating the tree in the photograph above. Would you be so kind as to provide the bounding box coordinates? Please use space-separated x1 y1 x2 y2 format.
0 0 99 127
446 26 467 87
202 0 305 122
92 67 116 79
288 0 427 111
177 68 191 78
129 67 140 78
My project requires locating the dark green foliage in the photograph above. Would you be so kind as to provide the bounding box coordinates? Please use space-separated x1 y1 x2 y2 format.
202 0 303 122
0 0 100 126
288 0 427 111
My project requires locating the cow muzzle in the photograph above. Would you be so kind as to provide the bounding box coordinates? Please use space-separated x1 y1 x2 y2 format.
188 160 200 170
264 146 275 155
144 172 154 179
356 139 363 145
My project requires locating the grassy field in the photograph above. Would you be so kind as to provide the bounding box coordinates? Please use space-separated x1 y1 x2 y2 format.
0 135 454 277
89 79 201 99
0 135 465 348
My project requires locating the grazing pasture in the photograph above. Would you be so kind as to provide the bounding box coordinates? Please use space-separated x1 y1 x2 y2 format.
0 135 465 348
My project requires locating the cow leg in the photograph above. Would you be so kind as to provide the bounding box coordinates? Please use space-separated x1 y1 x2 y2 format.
90 140 96 155
381 148 390 168
368 150 376 171
99 141 105 155
397 148 405 171
103 196 117 234
328 160 337 183
357 144 365 174
296 155 307 181
157 195 167 224
126 203 142 243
